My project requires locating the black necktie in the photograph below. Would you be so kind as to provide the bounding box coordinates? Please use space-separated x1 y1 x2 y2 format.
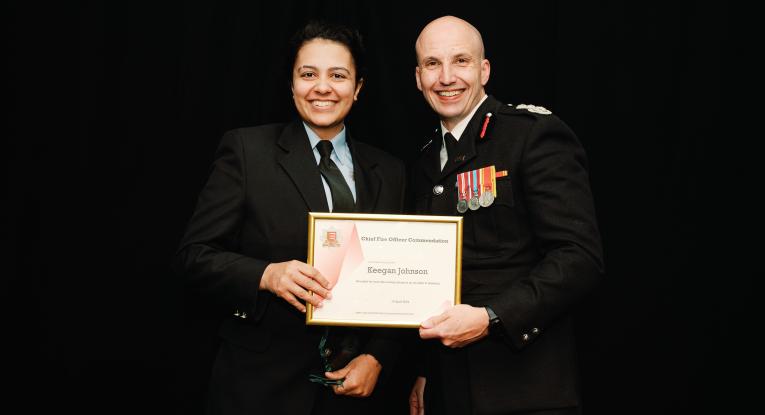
316 140 355 212
442 132 458 171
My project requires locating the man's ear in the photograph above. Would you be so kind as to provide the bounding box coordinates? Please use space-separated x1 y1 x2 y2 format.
415 66 423 91
480 59 491 86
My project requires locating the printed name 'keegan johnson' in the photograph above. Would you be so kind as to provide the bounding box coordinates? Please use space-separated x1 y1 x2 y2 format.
367 267 430 276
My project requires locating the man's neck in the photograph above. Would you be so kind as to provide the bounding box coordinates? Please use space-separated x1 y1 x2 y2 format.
440 94 488 140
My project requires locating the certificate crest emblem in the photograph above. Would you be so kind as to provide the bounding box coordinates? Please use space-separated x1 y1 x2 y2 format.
322 227 342 247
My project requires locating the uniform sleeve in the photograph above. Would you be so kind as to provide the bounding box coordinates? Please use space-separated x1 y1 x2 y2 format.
485 116 604 350
173 129 269 320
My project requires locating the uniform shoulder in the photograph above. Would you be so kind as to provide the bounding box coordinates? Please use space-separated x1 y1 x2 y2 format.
496 103 554 118
493 102 569 131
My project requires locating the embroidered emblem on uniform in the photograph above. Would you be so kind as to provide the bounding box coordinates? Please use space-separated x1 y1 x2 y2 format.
516 104 552 115
322 228 341 247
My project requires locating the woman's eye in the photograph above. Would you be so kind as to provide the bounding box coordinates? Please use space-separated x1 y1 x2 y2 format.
331 73 347 80
301 72 316 78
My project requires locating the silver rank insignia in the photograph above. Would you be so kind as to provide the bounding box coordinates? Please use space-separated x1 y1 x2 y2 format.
516 104 552 115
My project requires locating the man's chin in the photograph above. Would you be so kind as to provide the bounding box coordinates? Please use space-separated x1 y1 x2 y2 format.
434 108 465 123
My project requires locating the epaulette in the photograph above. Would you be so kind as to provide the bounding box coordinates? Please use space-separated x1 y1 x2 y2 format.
510 103 552 115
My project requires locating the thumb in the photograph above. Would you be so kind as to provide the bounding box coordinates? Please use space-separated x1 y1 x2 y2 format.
421 312 449 329
325 365 350 380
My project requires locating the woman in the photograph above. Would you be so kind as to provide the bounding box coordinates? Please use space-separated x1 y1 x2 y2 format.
174 21 406 414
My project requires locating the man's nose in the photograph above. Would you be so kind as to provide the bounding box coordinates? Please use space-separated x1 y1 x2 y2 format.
439 64 456 85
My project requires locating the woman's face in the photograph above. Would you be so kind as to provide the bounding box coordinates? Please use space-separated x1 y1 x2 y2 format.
292 38 363 140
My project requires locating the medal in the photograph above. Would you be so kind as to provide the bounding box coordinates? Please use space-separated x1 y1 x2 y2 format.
479 166 495 207
457 199 468 213
468 170 480 210
456 173 468 213
479 191 494 207
458 166 502 212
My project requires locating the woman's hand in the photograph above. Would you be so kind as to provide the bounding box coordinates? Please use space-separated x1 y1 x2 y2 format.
259 260 332 312
325 354 382 397
409 376 426 415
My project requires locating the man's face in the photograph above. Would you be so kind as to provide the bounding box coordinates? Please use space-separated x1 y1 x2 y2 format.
292 38 362 140
415 21 490 131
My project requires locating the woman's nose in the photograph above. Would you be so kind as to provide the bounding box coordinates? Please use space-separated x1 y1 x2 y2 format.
314 77 332 93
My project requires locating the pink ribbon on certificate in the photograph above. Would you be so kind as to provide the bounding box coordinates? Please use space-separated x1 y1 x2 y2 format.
314 222 364 287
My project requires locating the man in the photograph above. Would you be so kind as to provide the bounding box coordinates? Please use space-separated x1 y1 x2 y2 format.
408 16 604 415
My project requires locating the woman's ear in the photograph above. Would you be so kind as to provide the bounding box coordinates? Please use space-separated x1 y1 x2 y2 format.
354 78 364 101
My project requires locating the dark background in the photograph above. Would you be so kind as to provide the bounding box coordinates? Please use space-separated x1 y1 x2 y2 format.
7 1 749 414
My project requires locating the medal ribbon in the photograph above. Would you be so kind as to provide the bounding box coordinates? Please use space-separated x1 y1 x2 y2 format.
482 166 496 196
460 172 470 201
471 169 479 200
456 173 461 202
478 168 484 199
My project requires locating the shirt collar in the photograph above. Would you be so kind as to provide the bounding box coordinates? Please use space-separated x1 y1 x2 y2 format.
440 94 488 141
303 123 352 166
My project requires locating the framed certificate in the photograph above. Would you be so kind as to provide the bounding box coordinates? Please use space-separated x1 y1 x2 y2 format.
306 212 462 328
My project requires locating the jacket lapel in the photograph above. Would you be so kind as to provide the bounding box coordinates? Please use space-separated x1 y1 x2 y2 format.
347 132 381 213
438 96 498 181
276 120 330 212
421 132 443 185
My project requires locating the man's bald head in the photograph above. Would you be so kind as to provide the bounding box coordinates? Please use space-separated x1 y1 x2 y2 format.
415 16 485 62
413 16 491 130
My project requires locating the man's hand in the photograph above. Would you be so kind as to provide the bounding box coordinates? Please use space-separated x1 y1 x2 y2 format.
409 376 426 415
325 354 382 397
419 304 490 348
259 260 332 312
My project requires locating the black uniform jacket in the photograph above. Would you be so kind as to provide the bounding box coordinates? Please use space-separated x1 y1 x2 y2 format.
174 120 406 415
412 96 604 414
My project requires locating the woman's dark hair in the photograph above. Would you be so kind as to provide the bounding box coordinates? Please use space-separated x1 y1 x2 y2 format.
287 20 366 85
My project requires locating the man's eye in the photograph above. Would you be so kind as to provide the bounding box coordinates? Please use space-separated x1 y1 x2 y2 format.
425 61 439 68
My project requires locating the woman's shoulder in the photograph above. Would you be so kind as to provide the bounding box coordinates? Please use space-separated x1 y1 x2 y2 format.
224 122 290 142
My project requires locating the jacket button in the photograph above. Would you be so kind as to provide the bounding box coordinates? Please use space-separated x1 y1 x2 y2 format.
433 185 444 195
522 333 529 342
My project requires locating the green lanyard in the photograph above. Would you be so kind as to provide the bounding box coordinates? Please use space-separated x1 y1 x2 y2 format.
308 327 345 387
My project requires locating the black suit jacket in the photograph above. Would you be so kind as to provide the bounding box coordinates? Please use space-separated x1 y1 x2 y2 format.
175 120 406 415
412 96 604 414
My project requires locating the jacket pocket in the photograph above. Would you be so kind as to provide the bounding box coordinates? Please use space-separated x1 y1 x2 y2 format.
493 176 515 207
463 175 518 259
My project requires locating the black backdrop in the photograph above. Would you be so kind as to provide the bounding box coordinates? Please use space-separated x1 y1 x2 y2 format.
8 1 750 414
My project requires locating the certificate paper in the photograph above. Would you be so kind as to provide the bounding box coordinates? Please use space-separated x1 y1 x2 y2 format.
306 213 462 328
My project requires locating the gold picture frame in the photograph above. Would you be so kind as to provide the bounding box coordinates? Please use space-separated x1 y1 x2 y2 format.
306 212 462 328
